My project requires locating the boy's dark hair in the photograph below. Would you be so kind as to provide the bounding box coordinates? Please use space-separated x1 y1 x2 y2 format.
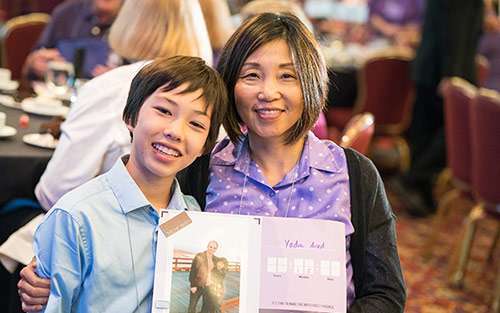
123 56 228 153
216 12 328 145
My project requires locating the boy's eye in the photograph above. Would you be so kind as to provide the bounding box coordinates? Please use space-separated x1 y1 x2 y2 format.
156 107 172 115
190 121 207 130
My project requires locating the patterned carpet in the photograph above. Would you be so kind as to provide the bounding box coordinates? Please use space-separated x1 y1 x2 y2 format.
390 192 498 313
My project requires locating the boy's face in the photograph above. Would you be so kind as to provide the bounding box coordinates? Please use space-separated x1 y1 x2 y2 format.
216 261 225 270
126 83 212 184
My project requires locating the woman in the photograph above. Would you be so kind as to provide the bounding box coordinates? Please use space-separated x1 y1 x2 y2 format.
206 13 406 312
19 13 405 313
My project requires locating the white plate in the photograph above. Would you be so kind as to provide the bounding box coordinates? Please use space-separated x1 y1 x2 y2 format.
0 80 19 92
22 133 58 149
0 95 20 109
32 81 72 101
0 125 17 137
21 98 69 117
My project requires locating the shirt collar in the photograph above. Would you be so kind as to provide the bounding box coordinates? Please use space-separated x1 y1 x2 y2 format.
106 155 188 214
302 132 342 174
166 179 189 211
211 132 342 175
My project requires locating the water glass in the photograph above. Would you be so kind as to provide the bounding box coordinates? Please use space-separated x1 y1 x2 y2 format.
45 61 75 97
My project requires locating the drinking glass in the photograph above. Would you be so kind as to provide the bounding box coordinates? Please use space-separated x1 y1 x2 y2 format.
45 61 75 98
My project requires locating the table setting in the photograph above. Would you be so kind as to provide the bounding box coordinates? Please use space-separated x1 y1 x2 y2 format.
0 62 79 206
0 60 79 144
0 111 17 138
0 68 20 94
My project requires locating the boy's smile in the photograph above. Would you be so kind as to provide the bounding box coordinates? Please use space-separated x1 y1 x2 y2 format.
126 83 212 189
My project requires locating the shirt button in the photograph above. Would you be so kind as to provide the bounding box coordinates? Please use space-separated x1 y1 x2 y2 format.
269 191 275 197
91 26 101 36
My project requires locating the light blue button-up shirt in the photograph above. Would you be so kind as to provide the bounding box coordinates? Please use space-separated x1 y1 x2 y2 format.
34 156 200 313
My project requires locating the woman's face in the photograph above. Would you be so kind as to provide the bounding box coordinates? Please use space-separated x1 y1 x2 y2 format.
234 39 304 142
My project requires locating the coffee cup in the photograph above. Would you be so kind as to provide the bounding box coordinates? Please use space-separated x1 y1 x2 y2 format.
34 96 62 107
0 68 12 82
0 111 6 129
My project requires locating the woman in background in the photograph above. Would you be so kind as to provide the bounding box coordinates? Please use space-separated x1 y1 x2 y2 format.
199 0 235 63
240 0 313 31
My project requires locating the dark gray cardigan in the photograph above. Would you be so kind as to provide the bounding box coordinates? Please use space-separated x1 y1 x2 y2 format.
344 148 406 313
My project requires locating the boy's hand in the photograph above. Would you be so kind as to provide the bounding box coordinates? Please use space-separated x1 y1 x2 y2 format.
190 287 197 293
18 259 50 312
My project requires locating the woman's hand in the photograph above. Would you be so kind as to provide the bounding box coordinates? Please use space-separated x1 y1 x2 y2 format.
17 259 50 312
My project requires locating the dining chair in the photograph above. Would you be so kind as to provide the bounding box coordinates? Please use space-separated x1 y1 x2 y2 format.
0 13 50 79
422 77 477 259
339 112 375 155
353 47 415 172
448 88 500 312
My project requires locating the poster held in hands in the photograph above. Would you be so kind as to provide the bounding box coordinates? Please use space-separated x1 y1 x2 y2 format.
152 211 346 313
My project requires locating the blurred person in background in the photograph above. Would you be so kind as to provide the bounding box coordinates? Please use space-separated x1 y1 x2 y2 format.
393 0 485 217
478 0 500 91
199 0 235 64
240 0 314 31
0 0 212 312
23 0 123 80
368 0 425 48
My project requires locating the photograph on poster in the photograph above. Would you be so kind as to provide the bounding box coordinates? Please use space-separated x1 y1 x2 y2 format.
152 212 346 313
153 211 262 313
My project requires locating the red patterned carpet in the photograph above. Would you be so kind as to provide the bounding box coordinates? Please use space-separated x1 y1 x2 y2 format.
392 195 498 312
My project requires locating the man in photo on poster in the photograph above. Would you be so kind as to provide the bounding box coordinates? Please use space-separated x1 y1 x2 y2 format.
188 240 220 313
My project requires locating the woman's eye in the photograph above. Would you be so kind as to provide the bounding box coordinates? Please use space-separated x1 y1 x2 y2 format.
241 72 259 80
281 72 297 80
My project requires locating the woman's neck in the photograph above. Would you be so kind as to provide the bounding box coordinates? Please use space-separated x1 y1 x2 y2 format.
248 134 306 187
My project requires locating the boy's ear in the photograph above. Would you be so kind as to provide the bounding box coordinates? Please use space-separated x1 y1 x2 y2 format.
126 120 134 132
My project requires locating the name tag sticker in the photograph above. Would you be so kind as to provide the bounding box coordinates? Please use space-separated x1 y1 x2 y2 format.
159 211 192 238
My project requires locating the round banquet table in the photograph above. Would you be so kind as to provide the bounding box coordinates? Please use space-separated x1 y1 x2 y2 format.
0 103 53 207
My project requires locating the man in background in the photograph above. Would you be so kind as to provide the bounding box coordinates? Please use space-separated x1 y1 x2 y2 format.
394 0 484 217
23 0 122 79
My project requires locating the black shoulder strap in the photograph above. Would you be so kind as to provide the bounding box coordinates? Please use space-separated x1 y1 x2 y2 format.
344 148 366 292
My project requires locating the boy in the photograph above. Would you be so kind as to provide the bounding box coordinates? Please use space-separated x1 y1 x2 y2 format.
33 56 228 312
